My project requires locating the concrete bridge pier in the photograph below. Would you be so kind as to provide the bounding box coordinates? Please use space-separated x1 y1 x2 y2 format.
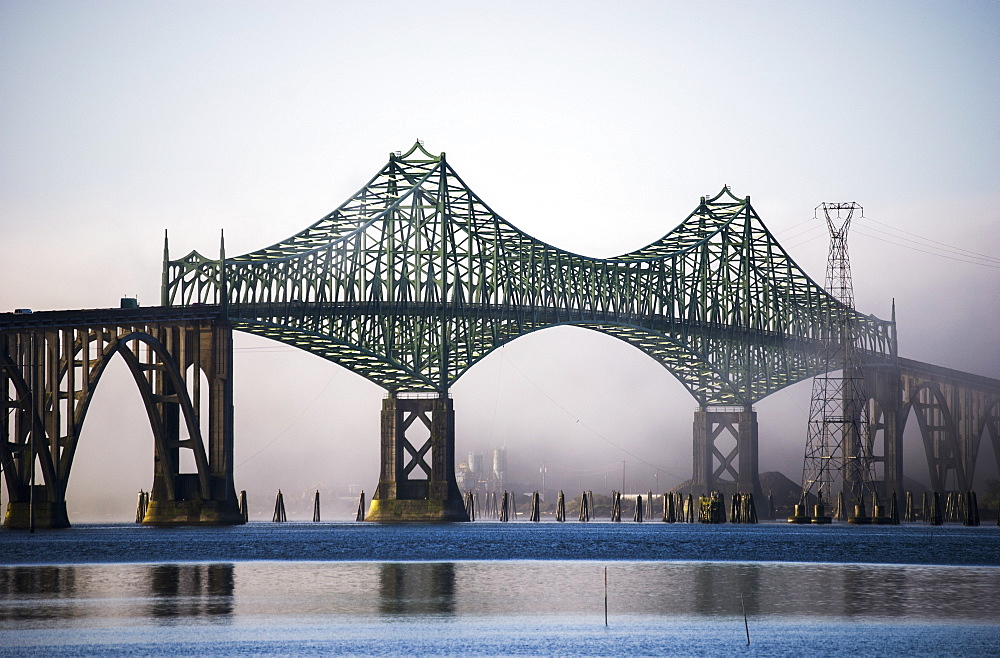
692 406 762 500
1 316 243 529
142 321 243 525
863 363 904 501
366 393 469 522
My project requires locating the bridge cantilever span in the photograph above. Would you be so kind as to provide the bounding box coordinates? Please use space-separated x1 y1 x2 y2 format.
161 142 897 520
165 141 894 406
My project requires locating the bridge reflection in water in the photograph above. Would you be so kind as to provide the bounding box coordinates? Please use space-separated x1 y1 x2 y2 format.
1 561 998 625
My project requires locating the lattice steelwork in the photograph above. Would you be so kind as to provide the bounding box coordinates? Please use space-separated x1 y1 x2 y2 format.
799 203 875 507
163 142 894 405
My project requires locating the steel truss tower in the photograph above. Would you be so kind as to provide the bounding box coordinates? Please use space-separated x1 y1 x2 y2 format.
800 202 875 513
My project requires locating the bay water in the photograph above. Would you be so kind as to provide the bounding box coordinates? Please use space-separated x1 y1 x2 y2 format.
1 522 998 655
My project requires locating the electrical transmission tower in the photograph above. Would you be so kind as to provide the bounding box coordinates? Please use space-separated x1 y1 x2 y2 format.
799 202 875 518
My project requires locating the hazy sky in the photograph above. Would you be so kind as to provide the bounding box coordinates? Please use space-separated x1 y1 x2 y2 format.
2 1 998 520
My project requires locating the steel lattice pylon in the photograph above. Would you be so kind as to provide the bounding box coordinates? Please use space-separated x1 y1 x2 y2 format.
163 143 895 405
799 202 876 511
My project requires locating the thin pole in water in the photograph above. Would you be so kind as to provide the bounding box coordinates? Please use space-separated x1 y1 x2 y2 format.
604 566 608 627
741 591 750 646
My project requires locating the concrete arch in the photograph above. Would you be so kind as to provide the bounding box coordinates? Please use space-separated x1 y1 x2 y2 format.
975 397 1000 479
68 332 212 502
900 382 966 492
1 331 212 527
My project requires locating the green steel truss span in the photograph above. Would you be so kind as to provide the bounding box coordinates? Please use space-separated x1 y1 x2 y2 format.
163 142 894 405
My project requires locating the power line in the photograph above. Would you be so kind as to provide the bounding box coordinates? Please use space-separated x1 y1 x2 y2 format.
862 218 1000 263
783 231 827 251
773 217 816 235
853 227 1000 269
234 373 338 469
776 222 826 243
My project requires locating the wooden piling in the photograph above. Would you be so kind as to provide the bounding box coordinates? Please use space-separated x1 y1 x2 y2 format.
556 490 566 522
579 491 590 522
664 492 676 523
610 491 622 522
889 492 900 525
356 491 365 521
465 491 476 521
273 490 287 522
685 493 695 523
529 491 540 522
929 491 942 525
920 492 928 522
964 491 980 527
239 490 248 523
135 491 145 523
634 494 644 522
767 493 775 521
905 491 914 522
500 491 509 522
312 490 321 522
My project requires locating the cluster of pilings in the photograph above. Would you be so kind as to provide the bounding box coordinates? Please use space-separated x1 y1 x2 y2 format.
525 491 539 521
216 487 988 525
262 489 366 523
729 493 758 523
472 489 756 524
786 489 986 526
610 491 622 522
933 491 982 526
698 492 726 523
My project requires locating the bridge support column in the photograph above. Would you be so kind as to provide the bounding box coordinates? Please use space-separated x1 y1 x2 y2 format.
864 364 904 501
365 394 468 522
143 319 242 525
692 407 762 499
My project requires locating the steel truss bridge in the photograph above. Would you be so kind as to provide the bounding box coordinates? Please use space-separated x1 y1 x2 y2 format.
2 143 998 525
